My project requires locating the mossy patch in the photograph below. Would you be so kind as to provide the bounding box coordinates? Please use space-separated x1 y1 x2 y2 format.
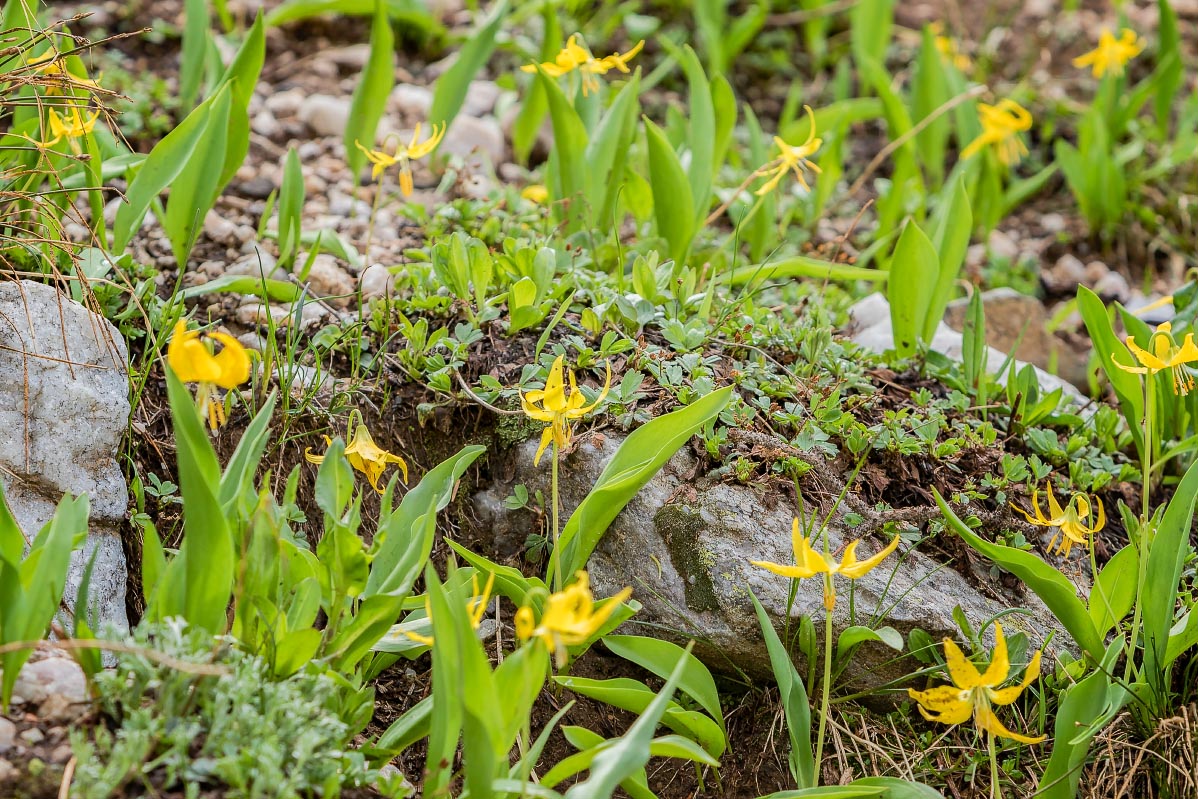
656 503 720 614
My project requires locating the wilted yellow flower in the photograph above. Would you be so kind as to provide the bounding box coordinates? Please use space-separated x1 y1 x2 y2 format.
929 22 972 71
909 622 1045 744
515 571 632 666
1012 482 1105 558
42 106 100 152
1112 321 1198 396
355 121 445 195
26 50 103 94
521 35 644 96
521 184 549 204
961 99 1032 166
751 519 900 609
305 419 409 492
520 355 611 466
167 321 251 430
1073 28 1144 79
756 105 823 195
400 572 495 648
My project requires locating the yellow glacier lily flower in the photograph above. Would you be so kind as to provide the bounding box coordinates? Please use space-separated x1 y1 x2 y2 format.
399 572 495 648
355 121 445 195
1073 28 1144 79
26 50 104 95
305 419 409 493
520 355 612 466
909 622 1046 744
756 105 823 196
929 22 972 72
751 518 900 609
42 106 101 152
961 99 1032 166
521 184 549 204
1112 321 1198 396
167 321 251 430
515 571 632 667
521 35 644 96
1011 481 1105 558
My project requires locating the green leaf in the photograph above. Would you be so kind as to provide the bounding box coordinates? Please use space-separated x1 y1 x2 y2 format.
643 117 695 266
924 175 972 342
1088 544 1138 637
1078 287 1144 457
552 387 732 585
538 70 589 233
163 84 233 266
661 42 714 221
265 0 440 29
583 74 641 229
562 643 694 799
847 777 944 798
428 0 510 134
112 96 214 253
364 445 485 597
1037 668 1126 799
888 220 939 358
162 370 234 633
218 392 279 512
602 635 726 736
180 0 210 108
933 488 1103 660
729 255 887 287
1154 0 1182 133
345 0 396 181
836 625 903 657
1143 458 1198 697
749 590 815 788
758 787 885 798
553 676 725 758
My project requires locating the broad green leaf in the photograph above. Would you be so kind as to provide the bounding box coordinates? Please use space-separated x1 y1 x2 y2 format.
364 445 485 597
729 255 887 287
1037 669 1125 799
888 221 938 357
924 175 972 342
602 635 725 736
836 625 903 657
563 643 693 799
371 696 432 759
934 488 1103 660
180 0 209 108
538 70 588 233
1142 459 1198 697
750 590 815 788
265 0 440 29
1078 287 1144 457
552 387 732 584
1166 609 1198 666
554 675 725 757
848 777 943 798
345 0 396 180
112 97 214 252
163 84 233 266
759 787 884 798
1088 544 1138 637
663 42 714 221
424 569 464 796
428 0 510 134
218 392 279 512
583 74 641 229
643 117 695 266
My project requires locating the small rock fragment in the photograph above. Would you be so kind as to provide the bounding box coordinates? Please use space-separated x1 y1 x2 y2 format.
298 94 351 138
1093 270 1130 304
1042 254 1087 294
359 263 397 299
0 718 15 752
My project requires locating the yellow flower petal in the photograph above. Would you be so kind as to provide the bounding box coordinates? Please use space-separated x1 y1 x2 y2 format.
838 534 900 579
976 623 1011 688
975 705 1046 744
908 686 973 725
990 649 1042 705
943 638 983 691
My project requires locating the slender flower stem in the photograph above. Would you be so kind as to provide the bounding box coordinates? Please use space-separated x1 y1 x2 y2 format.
551 441 562 594
988 732 1000 799
813 576 834 778
1126 377 1154 681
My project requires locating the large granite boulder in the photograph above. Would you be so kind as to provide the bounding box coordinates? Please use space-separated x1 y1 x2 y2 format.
0 280 129 635
474 434 1066 692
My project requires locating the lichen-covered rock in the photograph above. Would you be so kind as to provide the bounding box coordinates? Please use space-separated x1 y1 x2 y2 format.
473 434 1067 693
0 280 129 636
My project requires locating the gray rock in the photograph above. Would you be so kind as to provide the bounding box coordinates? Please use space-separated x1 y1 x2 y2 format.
441 115 505 168
303 254 355 302
0 718 14 752
1084 260 1109 285
473 435 1067 690
849 293 1087 405
0 281 129 636
987 229 1020 262
1093 270 1131 304
359 263 397 299
251 109 282 139
1042 254 1087 294
391 84 433 119
462 80 500 117
298 94 350 138
203 211 239 246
